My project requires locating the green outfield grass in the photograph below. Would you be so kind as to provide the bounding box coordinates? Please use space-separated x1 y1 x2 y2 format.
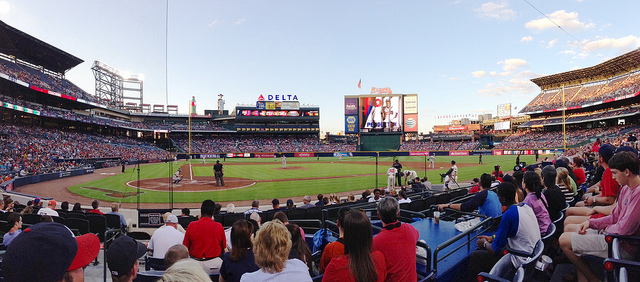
68 154 540 203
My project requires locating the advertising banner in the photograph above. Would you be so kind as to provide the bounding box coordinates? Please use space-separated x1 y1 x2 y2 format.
449 151 469 156
255 153 275 158
492 150 503 155
332 152 353 157
404 95 418 114
345 115 359 133
256 101 265 110
266 102 276 110
295 152 314 157
281 101 300 110
404 114 418 132
345 98 358 115
409 151 429 156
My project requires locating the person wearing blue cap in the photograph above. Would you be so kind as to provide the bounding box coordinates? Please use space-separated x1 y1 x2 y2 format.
107 235 147 282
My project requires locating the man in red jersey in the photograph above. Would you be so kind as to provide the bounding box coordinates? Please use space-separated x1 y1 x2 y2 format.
373 197 419 281
183 199 226 274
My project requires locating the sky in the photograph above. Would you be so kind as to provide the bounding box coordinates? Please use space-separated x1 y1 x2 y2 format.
0 0 638 135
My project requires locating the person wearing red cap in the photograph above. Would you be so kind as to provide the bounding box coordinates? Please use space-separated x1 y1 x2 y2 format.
2 222 100 281
37 199 59 217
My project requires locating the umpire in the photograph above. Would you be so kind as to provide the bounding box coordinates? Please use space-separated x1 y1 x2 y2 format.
214 160 225 186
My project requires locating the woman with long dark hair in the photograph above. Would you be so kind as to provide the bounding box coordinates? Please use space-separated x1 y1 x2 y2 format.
323 210 386 282
522 171 552 235
286 223 313 274
220 220 259 282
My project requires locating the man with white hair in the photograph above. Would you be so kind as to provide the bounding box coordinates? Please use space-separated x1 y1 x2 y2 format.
299 196 315 209
149 215 185 259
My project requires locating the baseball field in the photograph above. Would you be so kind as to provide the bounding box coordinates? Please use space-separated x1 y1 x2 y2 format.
54 154 538 206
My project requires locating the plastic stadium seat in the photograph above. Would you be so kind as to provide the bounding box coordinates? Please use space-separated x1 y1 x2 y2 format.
86 214 107 242
65 218 90 235
409 199 426 212
222 213 244 227
145 257 167 271
105 213 123 230
178 216 198 230
67 212 87 219
478 266 524 282
21 213 41 225
287 208 306 220
133 270 164 282
436 193 450 205
51 216 65 224
306 207 322 220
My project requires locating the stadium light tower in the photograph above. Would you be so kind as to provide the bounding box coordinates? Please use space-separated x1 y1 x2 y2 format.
91 60 144 111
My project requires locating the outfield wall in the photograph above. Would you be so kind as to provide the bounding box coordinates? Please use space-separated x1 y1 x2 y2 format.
181 148 564 160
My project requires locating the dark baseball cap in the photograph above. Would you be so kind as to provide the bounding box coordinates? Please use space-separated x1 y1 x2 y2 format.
599 144 616 161
3 222 100 281
107 235 147 277
616 145 639 156
272 198 280 205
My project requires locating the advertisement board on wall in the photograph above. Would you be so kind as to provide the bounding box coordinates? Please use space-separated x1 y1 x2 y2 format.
404 114 418 132
256 101 266 110
345 98 358 115
281 101 300 110
266 102 276 110
360 96 402 132
345 115 359 133
494 121 511 131
449 151 469 156
409 151 429 156
295 153 314 157
404 95 418 114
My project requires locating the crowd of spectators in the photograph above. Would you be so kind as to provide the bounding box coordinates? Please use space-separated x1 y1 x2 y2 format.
399 140 480 151
494 126 630 150
0 123 170 178
174 135 356 153
522 72 640 113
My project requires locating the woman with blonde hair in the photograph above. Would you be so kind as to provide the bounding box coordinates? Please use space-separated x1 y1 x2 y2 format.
240 220 311 281
556 167 575 203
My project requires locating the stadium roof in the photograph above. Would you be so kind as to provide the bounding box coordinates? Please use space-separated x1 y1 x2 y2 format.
0 20 83 73
531 48 640 89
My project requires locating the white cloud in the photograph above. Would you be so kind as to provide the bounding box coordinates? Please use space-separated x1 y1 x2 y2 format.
475 1 516 21
498 58 528 71
477 71 539 97
472 71 487 78
582 35 640 52
525 10 595 32
571 66 581 70
489 71 497 76
560 50 577 55
207 20 218 28
520 36 533 43
449 77 461 81
235 18 246 25
547 39 559 48
0 1 10 15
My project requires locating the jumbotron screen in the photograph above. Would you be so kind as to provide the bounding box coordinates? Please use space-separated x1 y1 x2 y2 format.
360 96 402 132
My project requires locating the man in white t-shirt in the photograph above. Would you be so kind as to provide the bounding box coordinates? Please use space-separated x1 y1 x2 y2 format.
37 200 59 217
148 215 185 259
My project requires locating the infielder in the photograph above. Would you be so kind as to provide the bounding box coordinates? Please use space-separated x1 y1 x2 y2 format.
281 155 287 169
403 170 418 187
429 155 435 169
386 166 397 192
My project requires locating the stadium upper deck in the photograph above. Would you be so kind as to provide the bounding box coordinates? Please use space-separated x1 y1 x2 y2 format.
521 48 640 115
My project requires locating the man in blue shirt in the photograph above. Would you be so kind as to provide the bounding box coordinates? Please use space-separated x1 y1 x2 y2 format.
437 173 502 219
468 182 541 280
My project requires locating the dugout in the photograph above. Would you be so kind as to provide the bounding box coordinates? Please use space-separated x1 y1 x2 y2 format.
359 133 401 151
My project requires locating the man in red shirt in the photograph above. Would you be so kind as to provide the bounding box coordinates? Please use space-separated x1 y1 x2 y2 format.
373 197 419 282
566 144 619 225
183 199 226 274
88 200 103 215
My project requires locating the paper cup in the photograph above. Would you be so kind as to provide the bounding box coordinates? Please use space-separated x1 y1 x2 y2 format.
434 211 440 224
